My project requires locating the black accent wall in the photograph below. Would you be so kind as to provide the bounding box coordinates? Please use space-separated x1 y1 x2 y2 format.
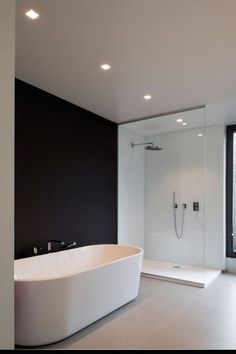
15 79 117 259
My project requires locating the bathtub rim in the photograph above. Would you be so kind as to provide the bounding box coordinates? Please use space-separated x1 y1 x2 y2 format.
14 243 143 283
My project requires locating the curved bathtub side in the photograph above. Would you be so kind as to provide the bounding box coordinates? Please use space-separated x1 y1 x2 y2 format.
15 250 143 347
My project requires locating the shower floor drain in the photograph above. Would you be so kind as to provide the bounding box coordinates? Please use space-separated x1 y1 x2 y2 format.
173 265 181 269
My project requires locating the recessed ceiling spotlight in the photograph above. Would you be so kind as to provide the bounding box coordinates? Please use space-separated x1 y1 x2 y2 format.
101 64 111 71
144 95 152 100
25 9 39 20
176 119 183 123
182 122 188 126
198 133 203 137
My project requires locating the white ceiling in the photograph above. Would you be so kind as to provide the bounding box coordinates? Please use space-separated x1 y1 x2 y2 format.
124 108 205 136
16 0 236 123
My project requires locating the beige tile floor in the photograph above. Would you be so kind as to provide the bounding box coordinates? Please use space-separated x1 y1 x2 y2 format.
18 272 236 350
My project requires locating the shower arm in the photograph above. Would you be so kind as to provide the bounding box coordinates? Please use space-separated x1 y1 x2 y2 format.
131 142 154 148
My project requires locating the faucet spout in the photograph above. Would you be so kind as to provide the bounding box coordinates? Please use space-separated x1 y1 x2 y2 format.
61 241 77 249
47 240 77 252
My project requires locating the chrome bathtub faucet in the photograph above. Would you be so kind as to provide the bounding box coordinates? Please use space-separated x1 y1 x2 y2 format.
47 240 77 252
60 241 77 249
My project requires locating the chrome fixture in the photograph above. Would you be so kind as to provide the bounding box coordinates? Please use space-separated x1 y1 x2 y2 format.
131 142 162 151
33 245 43 255
47 240 65 252
61 241 77 249
47 240 77 252
33 246 38 255
173 192 187 239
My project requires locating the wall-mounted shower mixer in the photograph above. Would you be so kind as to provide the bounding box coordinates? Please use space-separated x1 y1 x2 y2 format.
173 193 187 239
173 201 187 209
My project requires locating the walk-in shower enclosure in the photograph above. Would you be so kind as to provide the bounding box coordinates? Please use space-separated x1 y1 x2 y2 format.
118 107 216 287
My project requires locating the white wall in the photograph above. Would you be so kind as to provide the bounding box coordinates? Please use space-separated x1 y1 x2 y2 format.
118 123 226 270
0 0 15 349
118 126 145 249
145 124 225 270
118 121 228 269
118 101 236 273
204 125 225 270
145 127 205 267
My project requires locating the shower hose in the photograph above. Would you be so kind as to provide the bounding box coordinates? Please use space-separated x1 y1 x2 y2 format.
173 192 186 239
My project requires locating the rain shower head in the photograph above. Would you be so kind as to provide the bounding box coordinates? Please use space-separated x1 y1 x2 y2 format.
131 142 162 151
145 145 162 151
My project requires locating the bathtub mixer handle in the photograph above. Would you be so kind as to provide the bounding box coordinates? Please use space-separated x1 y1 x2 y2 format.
33 245 43 255
47 240 65 252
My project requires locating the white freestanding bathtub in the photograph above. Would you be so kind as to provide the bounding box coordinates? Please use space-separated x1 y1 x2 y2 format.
14 244 143 347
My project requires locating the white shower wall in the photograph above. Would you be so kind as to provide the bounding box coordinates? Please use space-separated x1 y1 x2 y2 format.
118 126 145 249
145 128 205 267
118 123 225 271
